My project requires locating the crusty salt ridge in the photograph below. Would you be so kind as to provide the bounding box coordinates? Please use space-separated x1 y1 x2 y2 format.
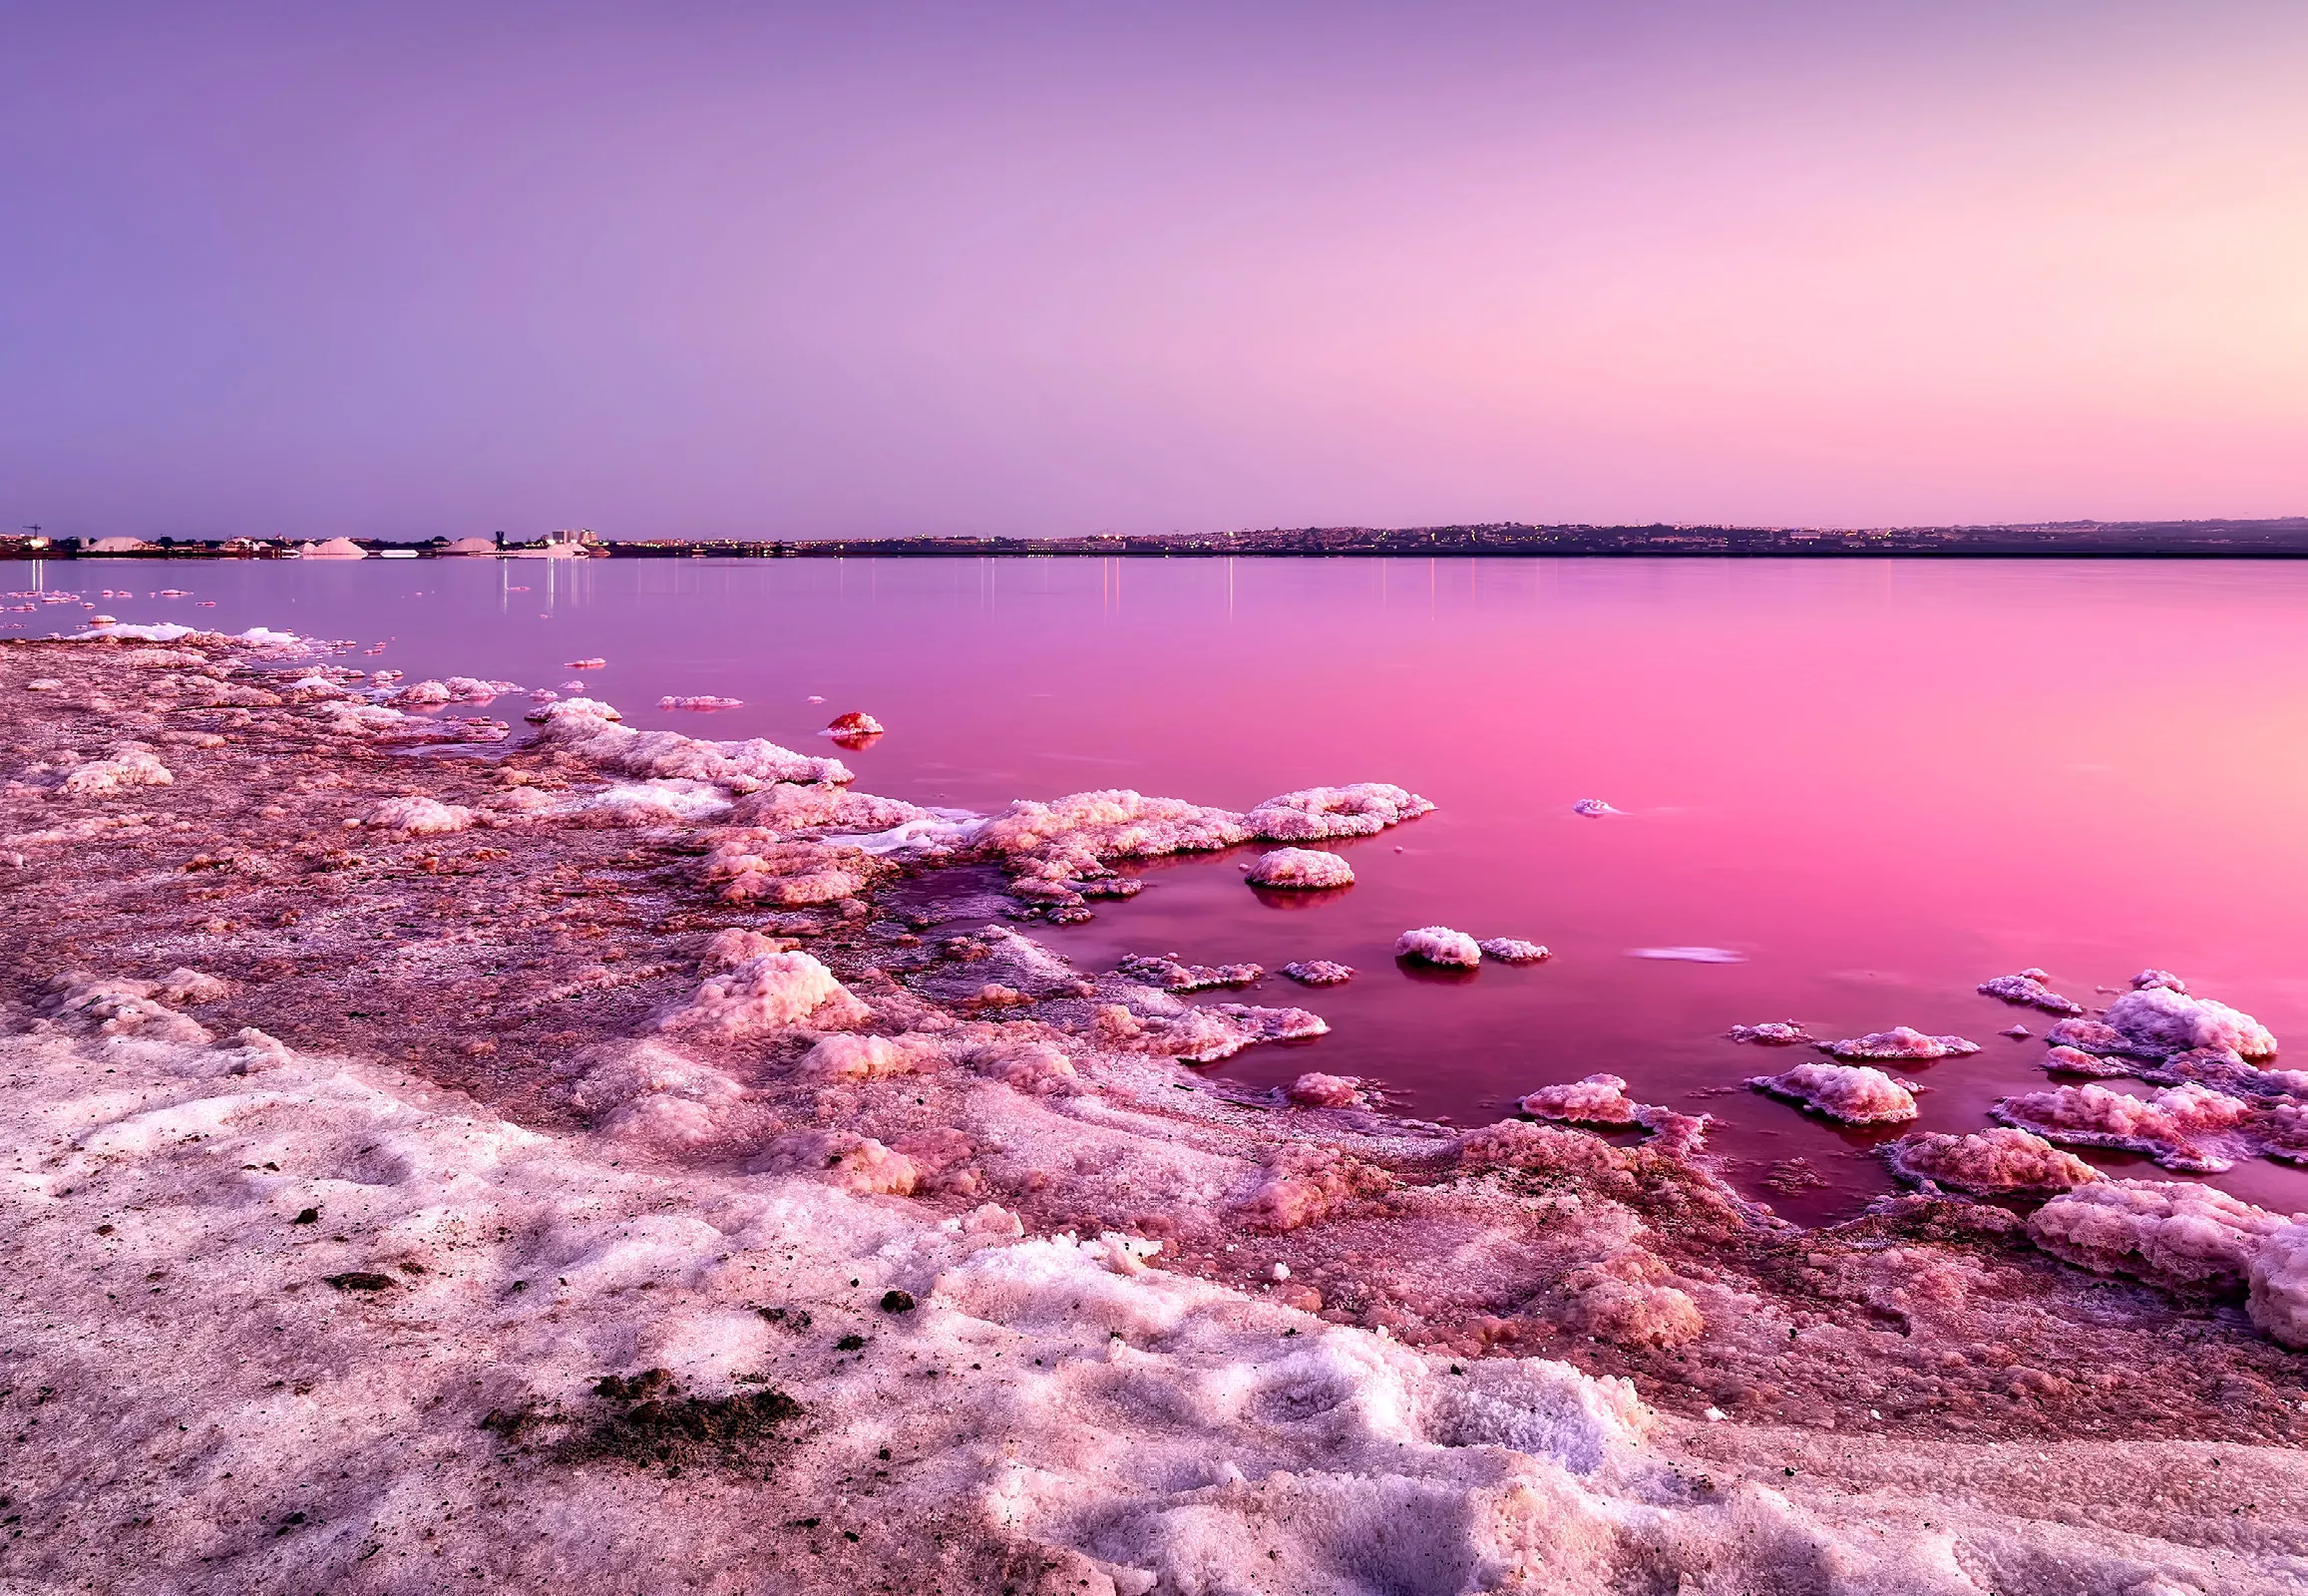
1978 968 2085 1015
1886 1127 2103 1195
1818 1025 1981 1061
1244 846 1353 889
8 636 2308 1587
1395 925 1481 967
1991 1080 2265 1173
1747 1060 1920 1124
1727 1020 1810 1044
1478 937 1549 964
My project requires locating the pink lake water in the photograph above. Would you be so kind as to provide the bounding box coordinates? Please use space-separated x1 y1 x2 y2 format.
25 553 2308 1223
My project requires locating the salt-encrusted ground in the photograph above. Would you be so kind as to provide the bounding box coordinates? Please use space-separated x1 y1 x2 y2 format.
4 632 2307 1593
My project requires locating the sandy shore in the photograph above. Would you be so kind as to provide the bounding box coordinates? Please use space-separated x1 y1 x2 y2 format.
3 630 2304 1592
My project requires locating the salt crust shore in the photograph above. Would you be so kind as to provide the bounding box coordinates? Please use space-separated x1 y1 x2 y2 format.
5 632 2308 1591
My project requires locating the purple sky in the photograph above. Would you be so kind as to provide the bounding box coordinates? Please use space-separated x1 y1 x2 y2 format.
4 2 2304 541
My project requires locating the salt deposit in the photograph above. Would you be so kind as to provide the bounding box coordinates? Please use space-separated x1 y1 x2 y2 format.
1280 960 1354 986
1478 937 1549 964
1630 947 1744 963
824 710 884 737
1395 926 1481 967
1819 1025 1980 1061
526 694 624 722
1114 954 1263 992
2029 1179 2303 1294
659 694 745 710
1977 968 2084 1015
529 704 853 790
1571 798 1621 816
1726 1020 1810 1044
1285 1072 1364 1108
2101 984 2278 1059
365 795 475 834
55 743 173 795
1993 1080 2257 1172
1885 1127 2102 1195
1521 1073 1641 1125
2248 1223 2308 1348
1244 847 1354 889
655 951 872 1037
1244 782 1433 840
1748 1061 1919 1124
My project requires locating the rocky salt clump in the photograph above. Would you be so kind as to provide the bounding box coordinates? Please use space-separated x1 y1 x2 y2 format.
1726 1020 1810 1044
1285 1072 1364 1108
1114 954 1263 993
1394 926 1480 967
2249 1223 2308 1349
2101 983 2278 1059
1477 937 1549 964
1243 782 1433 841
366 795 475 835
1819 1025 1980 1061
1748 1061 1919 1124
56 743 173 796
2029 1178 2303 1295
654 951 872 1038
529 701 852 789
1993 1080 2257 1172
1521 1073 1642 1126
1886 1127 2102 1195
1977 968 2084 1015
1279 960 1354 986
1244 847 1354 889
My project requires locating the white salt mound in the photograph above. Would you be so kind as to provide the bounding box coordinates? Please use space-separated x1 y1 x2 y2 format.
1478 938 1549 964
1244 848 1354 889
1978 970 2084 1015
655 951 872 1038
1748 1061 1918 1124
1727 1020 1809 1044
1992 1080 2253 1172
1245 783 1433 841
367 796 475 835
2029 1178 2302 1294
1521 1073 1641 1125
1886 1127 2102 1194
526 695 624 723
1279 961 1354 987
57 744 173 796
1820 1025 1980 1061
2248 1222 2308 1348
1394 926 1481 968
2101 985 2277 1060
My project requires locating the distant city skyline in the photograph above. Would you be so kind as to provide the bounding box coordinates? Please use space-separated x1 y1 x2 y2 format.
4 1 2303 541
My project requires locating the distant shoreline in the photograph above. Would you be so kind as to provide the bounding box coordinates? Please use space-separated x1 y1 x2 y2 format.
8 516 2308 561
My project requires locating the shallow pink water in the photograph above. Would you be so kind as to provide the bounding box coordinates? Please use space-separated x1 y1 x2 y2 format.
30 553 2308 1222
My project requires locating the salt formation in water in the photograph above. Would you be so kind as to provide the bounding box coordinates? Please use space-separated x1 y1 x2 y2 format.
1280 960 1353 986
1244 847 1353 889
1748 1061 1919 1123
530 700 853 789
1285 1072 1365 1108
1477 937 1549 964
1114 954 1262 993
2132 968 2187 993
1520 1073 1641 1125
1630 947 1743 963
824 710 884 737
1819 1025 1980 1061
1886 1127 2102 1194
1993 1080 2257 1172
1977 968 2084 1015
1571 798 1621 816
1726 1020 1810 1044
565 656 606 668
1244 783 1433 840
2101 983 2278 1059
659 694 745 710
1394 926 1480 967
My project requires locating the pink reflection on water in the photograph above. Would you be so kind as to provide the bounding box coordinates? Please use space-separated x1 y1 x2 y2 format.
104 553 2308 1222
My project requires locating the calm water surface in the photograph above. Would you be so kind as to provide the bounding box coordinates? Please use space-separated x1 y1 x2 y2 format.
23 554 2308 1222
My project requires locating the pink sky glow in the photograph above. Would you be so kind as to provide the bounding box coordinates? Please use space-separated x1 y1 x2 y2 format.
3 1 2303 540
